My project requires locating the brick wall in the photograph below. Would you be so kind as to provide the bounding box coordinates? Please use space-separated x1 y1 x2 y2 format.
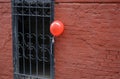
0 0 13 79
54 0 120 79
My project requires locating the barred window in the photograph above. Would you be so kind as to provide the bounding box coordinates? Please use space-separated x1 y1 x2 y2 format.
12 0 54 79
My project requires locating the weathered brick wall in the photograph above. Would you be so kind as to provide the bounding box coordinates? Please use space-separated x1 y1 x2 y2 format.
54 0 120 79
0 0 13 79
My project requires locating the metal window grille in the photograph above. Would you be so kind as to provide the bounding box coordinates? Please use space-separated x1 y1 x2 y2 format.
11 0 54 79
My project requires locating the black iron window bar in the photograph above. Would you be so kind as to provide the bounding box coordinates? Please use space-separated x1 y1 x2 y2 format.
12 0 54 79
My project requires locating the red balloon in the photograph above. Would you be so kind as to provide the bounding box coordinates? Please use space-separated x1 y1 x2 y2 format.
50 20 64 36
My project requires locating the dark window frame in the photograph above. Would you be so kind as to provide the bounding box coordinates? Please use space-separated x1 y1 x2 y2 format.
11 0 54 79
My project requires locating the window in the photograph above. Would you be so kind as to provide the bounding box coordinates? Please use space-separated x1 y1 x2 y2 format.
12 0 54 79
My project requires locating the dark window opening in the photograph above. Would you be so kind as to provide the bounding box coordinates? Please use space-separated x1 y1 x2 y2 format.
12 0 54 79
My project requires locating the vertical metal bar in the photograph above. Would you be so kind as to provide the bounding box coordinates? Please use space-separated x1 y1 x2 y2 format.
22 0 25 79
35 0 39 76
50 37 54 79
42 0 45 78
50 0 54 79
15 0 19 74
11 0 17 79
13 0 20 77
49 1 52 79
28 2 32 78
51 0 54 23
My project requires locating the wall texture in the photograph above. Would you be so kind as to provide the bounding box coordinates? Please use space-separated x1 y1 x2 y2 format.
54 0 120 79
55 0 120 3
0 0 120 79
0 0 13 79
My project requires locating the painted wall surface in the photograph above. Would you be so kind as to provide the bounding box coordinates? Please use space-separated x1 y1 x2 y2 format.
0 0 120 79
55 0 120 3
54 0 120 79
0 0 13 79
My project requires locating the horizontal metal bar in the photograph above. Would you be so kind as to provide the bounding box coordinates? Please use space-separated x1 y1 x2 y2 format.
12 0 52 3
13 14 50 17
13 6 50 9
14 73 49 79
